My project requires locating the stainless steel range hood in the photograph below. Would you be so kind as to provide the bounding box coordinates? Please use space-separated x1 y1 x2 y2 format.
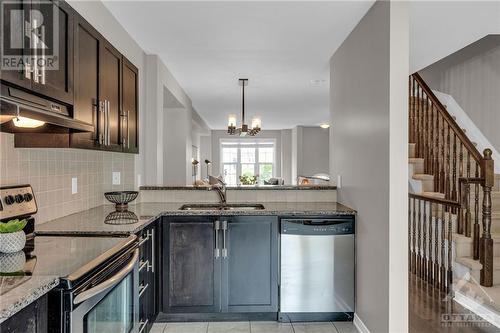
0 85 94 132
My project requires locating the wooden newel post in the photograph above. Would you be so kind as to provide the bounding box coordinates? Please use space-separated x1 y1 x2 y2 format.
480 148 494 287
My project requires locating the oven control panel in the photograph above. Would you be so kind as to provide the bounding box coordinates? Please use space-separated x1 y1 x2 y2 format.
0 185 37 221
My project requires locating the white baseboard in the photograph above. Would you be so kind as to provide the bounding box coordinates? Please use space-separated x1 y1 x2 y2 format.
354 313 370 333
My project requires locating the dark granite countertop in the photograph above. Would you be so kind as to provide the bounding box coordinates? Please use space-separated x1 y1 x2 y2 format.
140 185 337 190
36 202 355 236
0 275 59 324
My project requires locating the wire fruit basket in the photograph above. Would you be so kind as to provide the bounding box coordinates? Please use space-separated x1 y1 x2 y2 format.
104 191 138 211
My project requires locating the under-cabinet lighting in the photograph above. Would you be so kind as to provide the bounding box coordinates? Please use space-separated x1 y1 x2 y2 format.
12 116 45 128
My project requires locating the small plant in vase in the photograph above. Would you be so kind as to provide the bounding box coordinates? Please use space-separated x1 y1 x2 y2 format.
0 219 27 253
239 174 258 185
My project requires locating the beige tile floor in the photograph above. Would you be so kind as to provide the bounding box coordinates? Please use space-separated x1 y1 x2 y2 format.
151 321 358 333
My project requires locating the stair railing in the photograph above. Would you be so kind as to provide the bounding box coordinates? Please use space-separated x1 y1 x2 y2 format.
409 73 495 287
408 193 459 292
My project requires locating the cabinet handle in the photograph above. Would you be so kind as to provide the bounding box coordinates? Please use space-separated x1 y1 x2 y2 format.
138 234 149 247
138 319 149 333
214 220 220 258
98 100 105 145
102 100 107 145
139 259 149 273
32 18 39 84
23 18 32 79
39 24 46 85
106 100 110 145
147 229 155 273
127 110 130 149
139 282 149 298
221 220 228 258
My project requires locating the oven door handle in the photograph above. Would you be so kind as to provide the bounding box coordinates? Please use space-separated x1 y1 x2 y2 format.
73 249 139 305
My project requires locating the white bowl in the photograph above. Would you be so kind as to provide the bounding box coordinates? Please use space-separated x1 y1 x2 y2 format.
0 251 26 273
0 231 26 253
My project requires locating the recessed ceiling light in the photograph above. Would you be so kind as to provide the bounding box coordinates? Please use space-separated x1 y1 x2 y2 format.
320 123 330 129
310 79 327 87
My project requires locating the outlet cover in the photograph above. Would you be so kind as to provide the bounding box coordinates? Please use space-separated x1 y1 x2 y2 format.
71 177 78 194
337 174 342 188
112 172 121 185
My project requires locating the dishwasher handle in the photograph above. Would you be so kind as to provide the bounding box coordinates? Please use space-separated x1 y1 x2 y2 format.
284 219 350 226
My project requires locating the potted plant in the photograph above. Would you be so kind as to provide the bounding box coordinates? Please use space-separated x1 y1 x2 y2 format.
0 219 27 253
239 174 258 185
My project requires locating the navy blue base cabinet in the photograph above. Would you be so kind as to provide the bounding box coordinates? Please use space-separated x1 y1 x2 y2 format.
159 215 278 321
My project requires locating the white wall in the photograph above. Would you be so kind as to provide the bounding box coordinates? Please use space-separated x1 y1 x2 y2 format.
141 55 199 185
200 135 212 180
329 1 408 332
281 129 292 184
163 107 193 185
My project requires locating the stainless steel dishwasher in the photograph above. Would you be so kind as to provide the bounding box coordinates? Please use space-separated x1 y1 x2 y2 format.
279 217 355 322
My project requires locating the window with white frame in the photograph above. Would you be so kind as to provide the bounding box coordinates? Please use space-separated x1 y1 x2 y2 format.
220 139 276 185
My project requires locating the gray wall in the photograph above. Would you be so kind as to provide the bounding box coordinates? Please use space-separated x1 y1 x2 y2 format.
420 35 500 152
300 127 330 177
329 1 408 332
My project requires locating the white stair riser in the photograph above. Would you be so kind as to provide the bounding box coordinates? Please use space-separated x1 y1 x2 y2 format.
409 144 416 158
409 160 424 174
455 262 500 285
455 241 500 258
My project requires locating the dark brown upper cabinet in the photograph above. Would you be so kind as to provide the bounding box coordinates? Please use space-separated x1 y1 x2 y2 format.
122 58 139 153
70 8 140 154
0 0 74 105
99 40 123 152
0 0 32 89
1 0 139 153
70 13 100 150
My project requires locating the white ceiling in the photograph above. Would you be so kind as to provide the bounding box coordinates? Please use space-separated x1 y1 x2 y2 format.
103 1 375 129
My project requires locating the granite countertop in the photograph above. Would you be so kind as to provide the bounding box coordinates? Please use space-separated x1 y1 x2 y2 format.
140 185 337 190
36 202 355 236
0 275 59 324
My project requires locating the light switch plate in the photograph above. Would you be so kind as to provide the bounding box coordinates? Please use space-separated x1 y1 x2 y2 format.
71 177 78 194
112 172 121 185
337 174 342 188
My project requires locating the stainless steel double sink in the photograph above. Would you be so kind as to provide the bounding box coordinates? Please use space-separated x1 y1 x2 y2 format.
179 203 265 211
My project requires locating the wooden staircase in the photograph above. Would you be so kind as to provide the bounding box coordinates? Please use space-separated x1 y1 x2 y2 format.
407 73 495 295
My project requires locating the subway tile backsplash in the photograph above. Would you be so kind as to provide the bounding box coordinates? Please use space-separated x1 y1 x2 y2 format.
0 133 136 224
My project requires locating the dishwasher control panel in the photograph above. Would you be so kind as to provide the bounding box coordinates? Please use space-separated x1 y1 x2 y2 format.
281 217 354 235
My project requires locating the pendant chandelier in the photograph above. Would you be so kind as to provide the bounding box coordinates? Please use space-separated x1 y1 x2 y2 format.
227 78 261 136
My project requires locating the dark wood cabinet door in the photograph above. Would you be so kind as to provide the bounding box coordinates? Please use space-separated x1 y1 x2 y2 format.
121 58 139 153
0 294 48 333
163 217 221 313
30 0 74 105
0 0 32 89
223 216 278 313
70 14 100 149
99 40 122 151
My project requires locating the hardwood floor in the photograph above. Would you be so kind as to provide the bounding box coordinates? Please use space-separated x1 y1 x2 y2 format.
409 275 498 332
